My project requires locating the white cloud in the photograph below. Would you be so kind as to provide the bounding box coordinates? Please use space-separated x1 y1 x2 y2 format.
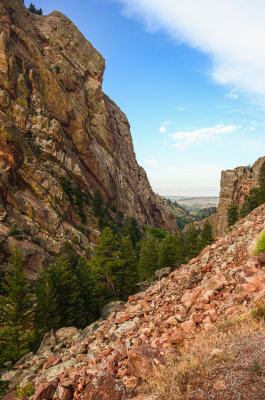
170 124 238 149
114 0 265 97
177 107 186 111
160 120 173 133
144 158 159 167
226 89 239 99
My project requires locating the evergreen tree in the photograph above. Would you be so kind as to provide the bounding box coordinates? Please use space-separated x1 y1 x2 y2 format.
197 220 214 251
90 227 123 306
35 256 87 330
138 231 158 280
227 203 239 226
0 248 33 364
258 160 265 203
34 268 59 333
93 189 104 218
28 2 36 13
118 236 138 299
75 257 99 323
157 234 177 269
182 224 199 261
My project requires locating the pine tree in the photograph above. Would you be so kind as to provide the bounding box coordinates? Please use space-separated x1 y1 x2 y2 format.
34 268 59 333
157 234 177 269
0 248 33 364
118 236 138 299
90 227 123 306
75 256 99 323
93 189 104 218
35 256 87 330
138 231 158 280
28 2 36 13
182 224 199 261
227 203 239 226
258 160 265 203
197 220 214 251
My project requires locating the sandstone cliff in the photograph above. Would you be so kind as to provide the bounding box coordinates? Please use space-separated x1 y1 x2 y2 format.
216 156 265 235
2 203 265 400
0 0 177 275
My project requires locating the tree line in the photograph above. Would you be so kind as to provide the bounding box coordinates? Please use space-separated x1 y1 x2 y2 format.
0 210 214 366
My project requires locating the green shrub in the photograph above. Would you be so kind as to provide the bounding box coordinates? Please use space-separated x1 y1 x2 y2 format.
253 231 265 255
252 303 265 320
15 383 35 398
8 224 23 240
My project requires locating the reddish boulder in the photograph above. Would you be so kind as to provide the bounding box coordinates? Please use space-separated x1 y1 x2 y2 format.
257 252 265 266
170 328 189 345
82 371 126 400
2 392 15 400
54 383 73 400
33 379 58 400
44 355 61 369
127 346 170 378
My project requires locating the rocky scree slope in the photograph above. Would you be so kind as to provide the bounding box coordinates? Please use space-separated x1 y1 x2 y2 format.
2 204 265 399
0 0 177 276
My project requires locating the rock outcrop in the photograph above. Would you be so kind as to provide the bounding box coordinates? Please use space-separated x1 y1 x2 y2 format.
2 203 265 399
0 0 177 273
216 156 265 235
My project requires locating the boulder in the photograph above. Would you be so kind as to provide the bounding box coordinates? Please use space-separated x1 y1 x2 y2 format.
127 346 171 378
82 371 126 400
155 267 171 280
100 301 126 320
257 252 265 266
33 379 58 400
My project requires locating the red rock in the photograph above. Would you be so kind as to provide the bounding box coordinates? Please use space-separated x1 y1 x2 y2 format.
44 355 61 369
33 379 58 400
54 383 73 400
116 313 135 324
82 371 126 400
2 392 15 400
170 328 189 345
127 346 171 378
257 252 265 266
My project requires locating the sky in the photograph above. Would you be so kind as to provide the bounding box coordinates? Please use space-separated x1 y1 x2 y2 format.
25 0 265 196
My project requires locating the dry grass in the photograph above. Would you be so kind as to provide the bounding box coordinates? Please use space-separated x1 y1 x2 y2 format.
138 308 265 400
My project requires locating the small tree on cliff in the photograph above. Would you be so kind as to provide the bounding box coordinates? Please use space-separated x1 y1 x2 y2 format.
0 248 33 364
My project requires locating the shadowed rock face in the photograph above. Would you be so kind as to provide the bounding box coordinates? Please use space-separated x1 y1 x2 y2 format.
216 157 265 235
0 0 177 273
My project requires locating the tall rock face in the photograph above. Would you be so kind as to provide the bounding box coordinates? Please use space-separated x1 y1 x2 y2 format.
216 156 265 235
0 0 177 274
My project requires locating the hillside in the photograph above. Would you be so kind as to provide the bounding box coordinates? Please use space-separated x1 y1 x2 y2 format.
0 0 177 276
2 203 265 399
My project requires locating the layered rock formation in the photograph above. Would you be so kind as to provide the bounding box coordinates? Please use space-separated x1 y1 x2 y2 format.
215 156 265 235
2 203 265 399
0 0 177 274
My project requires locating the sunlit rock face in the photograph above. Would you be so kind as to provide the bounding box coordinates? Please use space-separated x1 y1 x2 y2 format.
0 0 177 273
216 157 265 235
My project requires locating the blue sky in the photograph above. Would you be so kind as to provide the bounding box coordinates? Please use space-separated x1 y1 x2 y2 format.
25 0 265 196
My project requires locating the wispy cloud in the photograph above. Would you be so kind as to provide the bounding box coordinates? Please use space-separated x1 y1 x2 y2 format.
144 158 159 167
226 89 239 100
177 107 186 111
114 0 265 97
159 120 173 133
170 124 238 149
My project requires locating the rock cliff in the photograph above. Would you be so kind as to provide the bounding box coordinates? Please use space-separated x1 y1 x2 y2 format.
2 202 265 400
0 0 177 275
215 157 265 235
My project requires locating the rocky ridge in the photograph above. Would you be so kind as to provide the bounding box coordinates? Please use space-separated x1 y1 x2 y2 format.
2 203 265 399
0 0 177 276
215 156 265 236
